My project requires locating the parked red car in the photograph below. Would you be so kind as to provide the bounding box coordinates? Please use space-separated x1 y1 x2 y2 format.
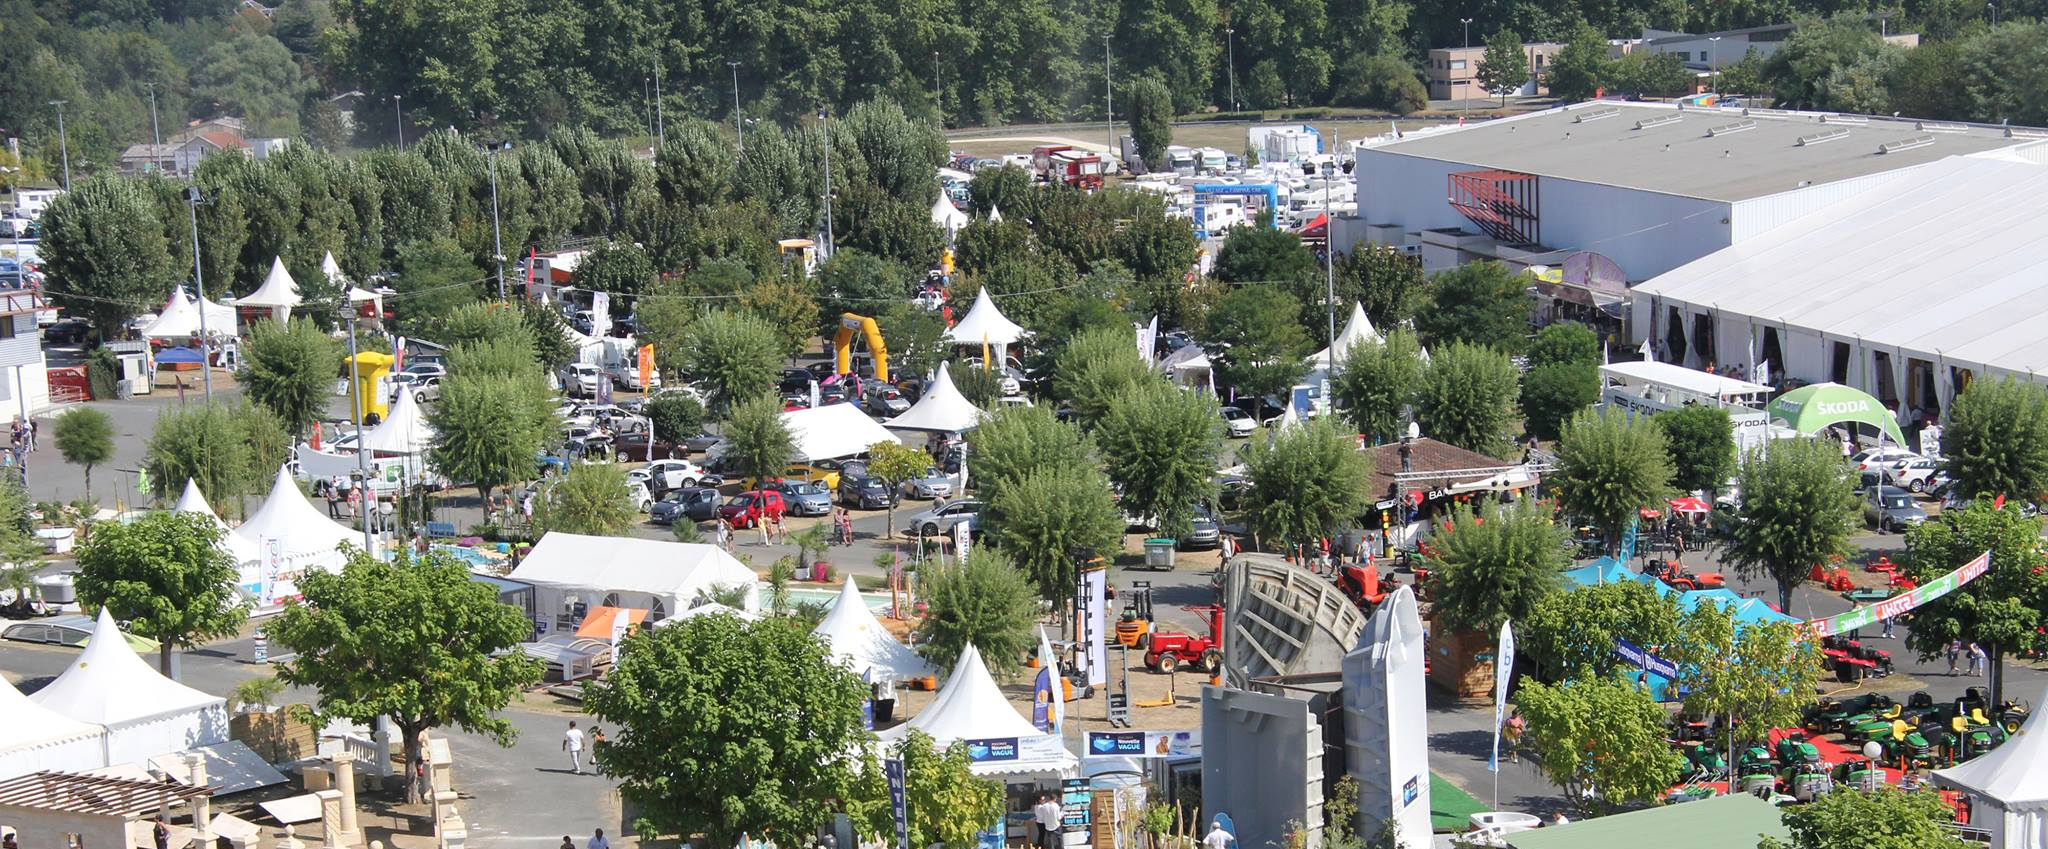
716 490 787 528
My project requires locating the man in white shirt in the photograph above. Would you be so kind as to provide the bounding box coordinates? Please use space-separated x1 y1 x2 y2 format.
1032 794 1062 849
1202 821 1232 849
563 721 586 774
587 829 609 849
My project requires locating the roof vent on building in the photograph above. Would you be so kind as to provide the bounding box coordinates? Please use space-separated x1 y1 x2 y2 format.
1819 113 1868 125
1797 128 1852 147
1742 107 1797 119
1707 120 1757 137
1916 121 1968 133
2006 127 2048 139
1574 107 1621 123
1635 115 1684 130
1878 135 1936 154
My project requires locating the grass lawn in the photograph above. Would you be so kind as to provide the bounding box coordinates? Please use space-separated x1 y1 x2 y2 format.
1430 772 1489 831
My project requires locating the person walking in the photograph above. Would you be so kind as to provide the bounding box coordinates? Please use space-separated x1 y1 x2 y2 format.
758 511 773 546
559 838 575 849
1202 820 1234 849
716 516 732 551
587 830 610 849
563 720 586 774
1503 710 1526 763
29 418 39 452
1947 639 1964 675
1881 614 1896 639
1969 642 1987 676
1032 794 1062 849
152 818 170 849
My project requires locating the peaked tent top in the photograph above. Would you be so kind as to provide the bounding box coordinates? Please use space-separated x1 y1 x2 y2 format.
357 389 434 454
232 465 358 561
174 479 258 564
879 644 1058 749
140 287 236 340
931 194 969 234
0 669 103 753
1309 303 1383 365
238 256 302 309
28 609 224 726
812 577 937 681
945 288 1025 346
884 363 982 433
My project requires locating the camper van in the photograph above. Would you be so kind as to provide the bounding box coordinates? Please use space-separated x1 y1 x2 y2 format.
1197 147 1229 174
1165 146 1198 176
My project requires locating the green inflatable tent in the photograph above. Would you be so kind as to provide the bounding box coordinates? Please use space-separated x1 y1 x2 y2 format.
1765 382 1907 447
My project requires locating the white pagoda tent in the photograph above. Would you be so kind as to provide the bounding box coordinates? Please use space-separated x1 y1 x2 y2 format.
508 533 761 624
232 465 360 576
326 252 384 319
29 610 228 766
884 363 982 434
140 287 235 340
988 206 1005 223
357 389 434 454
1934 684 2048 848
945 289 1026 364
173 479 258 566
238 256 302 322
777 403 899 463
812 578 935 682
0 674 106 780
1308 302 1383 367
931 194 968 237
876 644 1075 776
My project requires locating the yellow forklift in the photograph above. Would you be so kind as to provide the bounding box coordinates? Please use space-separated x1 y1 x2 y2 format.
1115 582 1154 650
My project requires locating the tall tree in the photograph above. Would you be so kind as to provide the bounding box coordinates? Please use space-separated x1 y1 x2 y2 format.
1657 405 1737 495
1526 322 1600 369
1125 75 1175 167
237 318 342 435
53 407 115 503
1666 606 1822 769
74 511 249 677
40 175 177 334
1550 408 1674 551
1413 261 1529 353
864 440 929 537
681 310 787 413
1475 28 1532 106
534 462 638 537
1330 245 1427 331
1094 380 1222 537
1898 499 2048 709
966 405 1093 508
1522 580 1681 681
1519 364 1599 441
987 465 1125 604
1413 342 1518 457
584 612 867 845
143 403 262 507
1212 214 1317 285
570 240 658 312
426 373 557 504
1333 328 1424 445
1239 417 1373 553
1202 286 1310 402
915 549 1042 674
720 393 797 483
1514 676 1682 816
1724 437 1861 611
1545 23 1611 101
1426 500 1568 634
857 732 1007 849
1941 377 2048 501
1050 326 1156 425
273 550 543 803
1760 786 1977 849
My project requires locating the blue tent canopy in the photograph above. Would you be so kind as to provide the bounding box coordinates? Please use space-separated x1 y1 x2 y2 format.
155 346 205 364
1562 558 1672 595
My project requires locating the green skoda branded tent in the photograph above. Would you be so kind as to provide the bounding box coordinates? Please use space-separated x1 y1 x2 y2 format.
1765 382 1906 446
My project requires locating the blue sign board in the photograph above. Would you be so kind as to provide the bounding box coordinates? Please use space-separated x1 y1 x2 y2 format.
964 737 1020 763
1086 731 1147 756
1612 636 1679 679
885 758 908 849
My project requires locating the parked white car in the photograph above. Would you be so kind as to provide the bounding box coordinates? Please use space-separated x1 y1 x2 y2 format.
562 363 604 398
1850 447 1921 473
1885 458 1946 493
1220 406 1256 438
637 459 710 492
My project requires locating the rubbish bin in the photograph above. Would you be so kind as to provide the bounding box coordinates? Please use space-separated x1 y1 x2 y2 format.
1144 538 1177 570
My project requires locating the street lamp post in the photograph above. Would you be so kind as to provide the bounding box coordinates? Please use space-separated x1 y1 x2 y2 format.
819 109 834 257
728 62 744 152
1226 28 1238 112
338 291 374 556
1460 19 1474 111
392 95 404 150
933 52 942 124
143 83 163 168
653 61 666 147
482 141 511 300
48 101 70 190
1990 1 1999 24
1323 161 1337 376
1709 36 1722 93
182 187 214 401
1104 35 1113 158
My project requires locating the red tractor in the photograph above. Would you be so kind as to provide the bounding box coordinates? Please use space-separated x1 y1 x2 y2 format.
1646 558 1726 590
1337 562 1397 609
1145 605 1224 674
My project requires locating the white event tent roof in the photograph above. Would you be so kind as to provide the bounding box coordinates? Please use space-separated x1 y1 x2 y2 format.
782 403 900 462
141 287 236 340
232 465 360 574
946 289 1025 347
1935 684 2048 848
812 577 936 682
326 252 384 311
238 256 302 320
931 194 969 236
1598 360 1772 400
357 389 434 454
508 533 761 621
1632 156 2048 381
876 644 1075 775
29 609 228 765
1308 302 1383 366
0 675 106 780
174 479 258 565
885 363 982 433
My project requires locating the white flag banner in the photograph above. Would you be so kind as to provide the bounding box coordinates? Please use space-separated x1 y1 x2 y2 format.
1489 620 1516 774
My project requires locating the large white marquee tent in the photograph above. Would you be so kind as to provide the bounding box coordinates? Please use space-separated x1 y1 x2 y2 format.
780 403 900 462
812 578 936 682
508 533 761 625
876 644 1075 776
140 288 236 340
173 478 258 566
0 675 106 780
884 363 981 434
29 610 229 766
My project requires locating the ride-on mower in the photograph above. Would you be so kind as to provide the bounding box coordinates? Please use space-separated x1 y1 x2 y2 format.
1336 561 1397 609
1114 583 1154 650
1145 605 1224 674
1645 558 1727 590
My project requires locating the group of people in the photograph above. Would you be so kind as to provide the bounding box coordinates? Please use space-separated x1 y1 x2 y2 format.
1946 639 1990 676
3 416 35 478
